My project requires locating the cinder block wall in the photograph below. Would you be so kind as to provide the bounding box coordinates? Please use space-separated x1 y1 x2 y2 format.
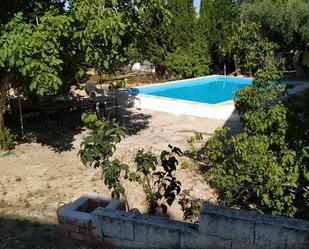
199 204 309 249
57 193 309 249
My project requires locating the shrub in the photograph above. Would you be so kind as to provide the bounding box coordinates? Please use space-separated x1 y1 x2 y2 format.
165 38 212 78
0 127 16 151
204 62 308 218
178 189 203 223
135 146 182 214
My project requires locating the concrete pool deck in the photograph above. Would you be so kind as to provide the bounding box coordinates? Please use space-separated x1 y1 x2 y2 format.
133 94 237 120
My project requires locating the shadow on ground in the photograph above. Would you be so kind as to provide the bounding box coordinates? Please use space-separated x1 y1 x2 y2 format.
5 103 152 153
0 216 60 249
0 215 114 249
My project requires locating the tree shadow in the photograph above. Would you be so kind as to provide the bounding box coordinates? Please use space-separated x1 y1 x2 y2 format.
7 110 85 153
5 91 152 153
117 107 151 136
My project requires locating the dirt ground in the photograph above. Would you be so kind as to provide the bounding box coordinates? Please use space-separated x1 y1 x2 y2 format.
0 107 240 249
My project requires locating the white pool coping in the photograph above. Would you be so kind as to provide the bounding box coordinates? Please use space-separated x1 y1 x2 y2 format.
131 75 252 120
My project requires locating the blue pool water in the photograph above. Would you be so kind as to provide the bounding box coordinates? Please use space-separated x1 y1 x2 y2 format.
130 76 253 104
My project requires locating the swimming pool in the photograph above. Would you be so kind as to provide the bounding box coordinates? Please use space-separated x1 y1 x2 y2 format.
128 75 253 120
130 76 252 104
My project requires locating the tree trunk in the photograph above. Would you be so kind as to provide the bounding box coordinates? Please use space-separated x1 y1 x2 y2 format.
233 54 241 76
0 72 11 132
155 65 166 79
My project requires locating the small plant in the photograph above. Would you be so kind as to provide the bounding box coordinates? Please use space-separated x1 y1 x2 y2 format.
79 112 126 168
135 145 182 215
187 132 203 158
0 127 16 151
79 113 183 215
79 113 135 202
179 189 204 223
180 161 198 170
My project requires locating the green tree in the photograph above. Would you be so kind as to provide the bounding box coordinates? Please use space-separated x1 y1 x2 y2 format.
137 0 172 77
0 0 160 132
69 0 140 79
0 2 72 131
197 0 211 36
165 36 212 78
198 0 237 69
241 0 309 52
225 21 277 75
167 0 196 49
162 0 212 78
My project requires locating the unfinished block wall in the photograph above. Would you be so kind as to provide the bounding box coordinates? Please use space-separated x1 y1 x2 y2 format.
57 193 309 249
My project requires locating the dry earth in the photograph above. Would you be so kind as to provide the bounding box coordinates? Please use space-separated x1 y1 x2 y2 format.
0 107 240 249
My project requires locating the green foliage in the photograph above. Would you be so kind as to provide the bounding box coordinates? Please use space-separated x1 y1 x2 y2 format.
79 112 126 168
0 0 150 132
235 60 285 117
241 0 309 51
198 0 236 65
0 11 71 95
179 189 203 222
79 112 129 198
180 161 198 170
198 0 211 36
205 62 309 218
165 37 212 78
167 0 196 49
70 0 139 75
79 113 183 214
134 145 182 214
208 130 299 216
103 159 138 198
137 0 173 77
225 21 278 74
187 132 203 158
0 127 16 150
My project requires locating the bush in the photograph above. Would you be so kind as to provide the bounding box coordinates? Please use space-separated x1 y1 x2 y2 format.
204 62 309 218
165 38 212 78
135 146 182 214
178 189 203 223
0 127 16 151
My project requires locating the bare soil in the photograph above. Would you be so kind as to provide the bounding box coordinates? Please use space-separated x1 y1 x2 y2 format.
0 107 240 249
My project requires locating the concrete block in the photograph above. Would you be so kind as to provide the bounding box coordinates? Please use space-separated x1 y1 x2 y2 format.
59 223 79 233
78 225 91 235
285 228 309 249
70 232 87 241
134 218 180 248
180 231 232 249
231 241 260 249
104 237 162 249
255 223 286 249
199 212 254 242
200 203 309 249
59 228 70 238
92 208 136 241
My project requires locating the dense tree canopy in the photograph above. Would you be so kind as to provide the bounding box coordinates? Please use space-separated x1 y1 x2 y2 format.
0 1 70 130
0 0 165 131
167 0 196 49
241 0 309 51
137 0 172 77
